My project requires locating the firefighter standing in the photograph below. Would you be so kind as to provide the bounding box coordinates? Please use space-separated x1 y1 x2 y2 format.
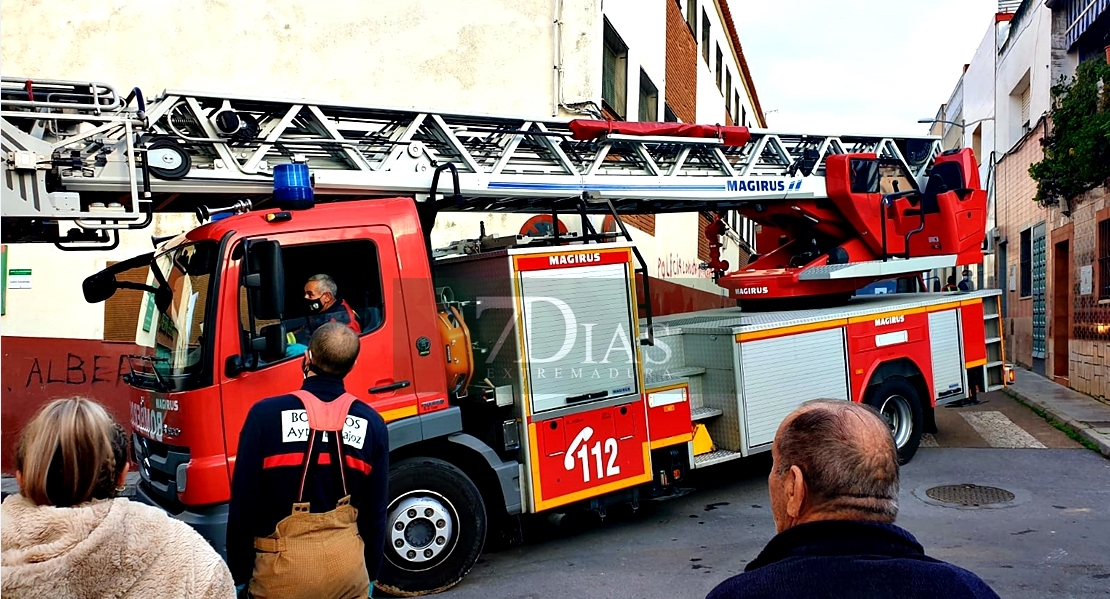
226 323 389 599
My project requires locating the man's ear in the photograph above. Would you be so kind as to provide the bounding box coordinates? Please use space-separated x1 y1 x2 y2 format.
785 464 807 518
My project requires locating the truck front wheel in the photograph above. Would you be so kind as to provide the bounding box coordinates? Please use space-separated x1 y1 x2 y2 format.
376 457 487 597
865 377 923 465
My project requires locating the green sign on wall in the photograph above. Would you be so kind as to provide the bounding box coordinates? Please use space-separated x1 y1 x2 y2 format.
142 289 156 333
1 245 6 316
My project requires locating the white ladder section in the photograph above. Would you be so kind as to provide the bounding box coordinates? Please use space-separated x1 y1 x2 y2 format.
2 77 942 229
982 295 1006 392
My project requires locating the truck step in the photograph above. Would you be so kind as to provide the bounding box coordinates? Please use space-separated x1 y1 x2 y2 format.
692 449 744 469
667 366 706 378
645 366 706 386
691 407 723 422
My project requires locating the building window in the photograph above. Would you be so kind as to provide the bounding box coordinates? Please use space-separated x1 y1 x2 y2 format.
602 20 628 119
1099 217 1110 299
1020 86 1031 134
664 103 679 122
698 213 712 262
741 104 746 127
1009 72 1031 144
104 261 151 342
725 70 732 116
701 9 710 63
686 0 697 34
638 70 659 122
715 45 723 91
1020 227 1032 297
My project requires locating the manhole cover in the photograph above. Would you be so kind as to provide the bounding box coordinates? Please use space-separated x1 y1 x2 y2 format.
925 484 1015 506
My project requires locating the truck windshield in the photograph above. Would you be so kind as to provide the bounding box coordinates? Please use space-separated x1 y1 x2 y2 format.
130 241 217 391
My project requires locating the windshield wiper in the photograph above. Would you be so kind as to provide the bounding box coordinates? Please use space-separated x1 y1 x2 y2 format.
124 355 171 392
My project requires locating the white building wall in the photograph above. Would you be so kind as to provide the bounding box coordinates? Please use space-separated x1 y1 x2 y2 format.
0 0 604 119
692 0 756 126
995 3 1054 153
2 0 759 339
0 215 197 339
961 19 1002 289
963 23 998 168
603 0 668 121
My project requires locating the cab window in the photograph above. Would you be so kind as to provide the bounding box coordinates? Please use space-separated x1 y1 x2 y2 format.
239 239 384 364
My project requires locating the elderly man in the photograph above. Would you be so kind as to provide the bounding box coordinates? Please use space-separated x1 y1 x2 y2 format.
706 400 1001 599
286 274 361 351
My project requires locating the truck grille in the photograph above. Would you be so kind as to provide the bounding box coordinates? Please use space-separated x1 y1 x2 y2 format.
132 432 190 510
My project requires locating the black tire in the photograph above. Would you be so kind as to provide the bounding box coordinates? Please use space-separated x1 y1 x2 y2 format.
376 457 486 597
866 377 924 465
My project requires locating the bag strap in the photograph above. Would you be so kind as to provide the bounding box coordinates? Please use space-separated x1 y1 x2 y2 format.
290 390 359 431
291 390 360 500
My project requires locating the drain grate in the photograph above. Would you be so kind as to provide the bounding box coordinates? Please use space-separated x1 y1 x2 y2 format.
925 484 1015 507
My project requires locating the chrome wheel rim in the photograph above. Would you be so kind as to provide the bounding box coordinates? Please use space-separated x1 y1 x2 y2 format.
879 394 914 448
387 490 457 570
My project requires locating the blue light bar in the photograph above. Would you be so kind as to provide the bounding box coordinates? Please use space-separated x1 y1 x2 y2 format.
273 163 314 209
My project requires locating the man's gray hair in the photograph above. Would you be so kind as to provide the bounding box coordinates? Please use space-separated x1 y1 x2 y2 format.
307 274 337 296
774 399 900 521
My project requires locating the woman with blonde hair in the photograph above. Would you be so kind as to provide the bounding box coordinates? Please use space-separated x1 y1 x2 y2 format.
1 397 235 598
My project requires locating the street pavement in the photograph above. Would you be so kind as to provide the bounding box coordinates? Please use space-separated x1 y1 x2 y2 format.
441 388 1110 599
3 373 1108 599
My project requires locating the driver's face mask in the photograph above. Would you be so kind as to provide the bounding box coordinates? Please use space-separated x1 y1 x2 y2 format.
306 297 324 313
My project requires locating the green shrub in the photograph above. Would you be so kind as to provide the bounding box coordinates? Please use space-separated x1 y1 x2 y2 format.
1029 59 1110 206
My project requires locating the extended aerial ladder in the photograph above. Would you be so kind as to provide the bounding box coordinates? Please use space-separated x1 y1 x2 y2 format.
1 77 986 302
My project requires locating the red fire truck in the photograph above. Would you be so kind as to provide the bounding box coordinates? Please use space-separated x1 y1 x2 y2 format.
1 78 1006 596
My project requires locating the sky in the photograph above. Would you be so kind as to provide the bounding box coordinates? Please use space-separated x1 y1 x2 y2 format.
730 0 999 135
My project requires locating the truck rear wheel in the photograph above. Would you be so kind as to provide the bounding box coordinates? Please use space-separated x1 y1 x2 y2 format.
866 377 923 465
376 457 487 597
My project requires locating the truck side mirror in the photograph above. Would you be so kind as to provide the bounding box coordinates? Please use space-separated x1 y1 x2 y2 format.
82 251 158 304
255 323 288 362
245 239 285 320
83 271 119 303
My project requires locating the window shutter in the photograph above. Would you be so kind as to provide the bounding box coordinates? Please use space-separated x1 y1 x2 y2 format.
103 263 150 342
1020 87 1031 130
698 214 711 262
725 70 732 115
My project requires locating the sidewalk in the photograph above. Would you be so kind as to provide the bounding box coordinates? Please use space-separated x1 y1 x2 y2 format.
1003 367 1110 458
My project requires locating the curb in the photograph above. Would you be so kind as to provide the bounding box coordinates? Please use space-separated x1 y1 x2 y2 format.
1003 387 1110 458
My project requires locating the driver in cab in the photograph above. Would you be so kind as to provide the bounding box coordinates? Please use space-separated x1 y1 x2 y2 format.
285 274 360 356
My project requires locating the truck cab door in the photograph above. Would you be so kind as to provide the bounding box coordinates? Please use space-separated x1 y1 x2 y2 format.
218 226 416 474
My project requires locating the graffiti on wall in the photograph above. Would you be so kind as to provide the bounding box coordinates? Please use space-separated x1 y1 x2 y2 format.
656 253 713 279
20 353 133 388
2 337 138 472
